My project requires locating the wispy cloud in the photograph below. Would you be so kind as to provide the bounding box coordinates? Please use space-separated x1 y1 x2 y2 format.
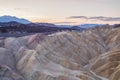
14 8 29 11
67 16 120 21
89 16 120 21
67 16 87 19
14 8 21 10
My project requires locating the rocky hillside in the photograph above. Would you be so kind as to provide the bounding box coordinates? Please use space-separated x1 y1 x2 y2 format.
0 27 120 80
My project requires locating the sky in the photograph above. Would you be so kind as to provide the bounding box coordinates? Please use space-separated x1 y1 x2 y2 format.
0 0 120 25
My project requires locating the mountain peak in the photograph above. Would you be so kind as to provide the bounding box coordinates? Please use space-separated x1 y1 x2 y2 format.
0 15 31 24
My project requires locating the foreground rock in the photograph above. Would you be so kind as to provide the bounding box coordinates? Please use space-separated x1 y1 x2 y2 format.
0 27 120 80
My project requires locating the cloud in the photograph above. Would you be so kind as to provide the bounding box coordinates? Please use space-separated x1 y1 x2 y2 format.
67 16 120 21
89 16 120 21
67 16 87 19
14 8 29 11
14 8 21 10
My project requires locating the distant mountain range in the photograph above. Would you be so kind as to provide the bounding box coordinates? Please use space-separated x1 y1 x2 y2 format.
57 24 104 29
0 15 104 28
0 15 119 34
0 15 31 24
0 21 84 34
77 24 104 28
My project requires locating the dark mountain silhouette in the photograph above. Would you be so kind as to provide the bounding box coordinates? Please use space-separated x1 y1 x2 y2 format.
0 21 84 34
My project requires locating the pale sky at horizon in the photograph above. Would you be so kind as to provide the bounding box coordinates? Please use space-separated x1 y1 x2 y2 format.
0 0 120 25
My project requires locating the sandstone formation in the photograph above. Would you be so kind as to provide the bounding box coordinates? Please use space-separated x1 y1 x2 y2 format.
0 27 120 80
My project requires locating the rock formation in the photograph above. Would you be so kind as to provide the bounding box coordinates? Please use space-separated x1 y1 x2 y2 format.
0 27 120 80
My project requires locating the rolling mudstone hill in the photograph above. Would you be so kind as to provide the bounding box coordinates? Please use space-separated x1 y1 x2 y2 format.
0 26 120 80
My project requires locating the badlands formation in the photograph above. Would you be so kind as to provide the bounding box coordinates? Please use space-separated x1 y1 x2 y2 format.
0 27 120 80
